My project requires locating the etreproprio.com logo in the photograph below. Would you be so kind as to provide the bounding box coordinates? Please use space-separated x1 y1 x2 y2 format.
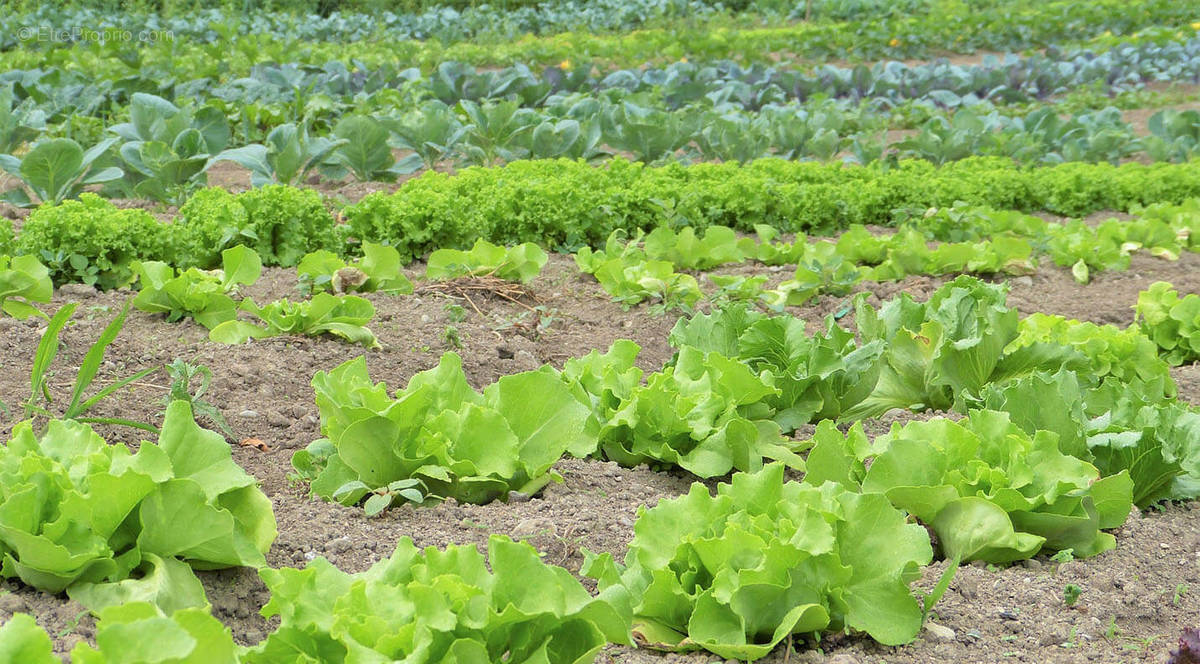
16 25 175 43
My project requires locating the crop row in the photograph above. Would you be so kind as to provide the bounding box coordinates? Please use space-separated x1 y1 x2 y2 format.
5 32 1198 130
0 271 1196 661
7 158 1200 278
7 92 1200 207
1 0 1193 77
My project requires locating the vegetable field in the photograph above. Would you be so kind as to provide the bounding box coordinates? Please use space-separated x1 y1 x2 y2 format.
0 0 1199 662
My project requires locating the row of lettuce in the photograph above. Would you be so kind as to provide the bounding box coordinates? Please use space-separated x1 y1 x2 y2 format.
1 0 1191 76
0 273 1197 661
7 158 1200 270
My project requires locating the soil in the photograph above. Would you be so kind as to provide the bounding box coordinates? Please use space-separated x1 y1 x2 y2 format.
0 247 1197 662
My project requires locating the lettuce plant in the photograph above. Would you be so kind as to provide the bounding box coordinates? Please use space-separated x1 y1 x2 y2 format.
583 463 934 660
0 137 123 207
245 536 631 663
0 402 276 613
295 353 592 510
1135 282 1200 366
575 232 701 310
15 194 171 290
1010 312 1175 388
597 346 802 477
977 369 1200 506
804 410 1133 563
0 614 55 664
132 245 262 329
0 254 52 319
208 293 379 347
297 242 413 295
426 238 547 283
669 304 883 430
845 276 1078 419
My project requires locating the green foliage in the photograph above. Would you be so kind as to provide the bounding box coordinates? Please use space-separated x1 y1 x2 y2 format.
344 158 1200 261
846 276 1078 419
132 245 262 328
69 602 239 664
0 401 276 612
426 238 548 283
1135 282 1200 365
24 302 160 434
209 122 346 187
174 186 336 268
669 304 884 430
583 463 933 659
804 410 1133 563
0 137 122 207
594 345 802 477
245 535 631 663
326 115 420 181
1010 313 1176 387
0 217 12 256
208 293 379 347
0 254 52 320
297 242 413 295
0 83 45 155
15 194 170 290
110 93 230 205
975 369 1200 507
294 353 591 509
161 359 237 442
575 230 702 310
0 614 55 664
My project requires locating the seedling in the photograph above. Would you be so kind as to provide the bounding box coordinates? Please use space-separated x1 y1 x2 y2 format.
24 301 159 433
161 359 236 441
333 479 428 516
1063 583 1083 606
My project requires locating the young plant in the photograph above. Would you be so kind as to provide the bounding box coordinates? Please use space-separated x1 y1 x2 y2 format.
1135 282 1200 366
0 254 52 319
583 464 934 660
208 122 347 187
24 301 160 434
0 137 123 207
161 359 236 442
297 242 413 295
426 238 548 283
110 93 231 204
208 293 379 347
131 245 262 328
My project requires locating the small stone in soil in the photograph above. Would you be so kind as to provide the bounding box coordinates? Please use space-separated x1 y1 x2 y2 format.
925 621 956 642
507 491 531 503
0 593 27 613
239 410 258 418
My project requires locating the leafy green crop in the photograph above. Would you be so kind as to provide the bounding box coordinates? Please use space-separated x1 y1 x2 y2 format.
846 276 1078 419
0 254 52 319
805 410 1133 563
426 238 547 283
1011 312 1176 387
669 304 884 431
595 345 803 477
208 293 379 347
0 137 122 207
1135 282 1200 365
976 369 1200 507
70 602 239 664
0 614 55 664
0 402 276 612
575 231 702 311
298 242 413 295
174 186 336 268
132 245 262 328
245 535 631 663
209 122 347 187
584 463 934 659
15 194 171 290
295 353 592 511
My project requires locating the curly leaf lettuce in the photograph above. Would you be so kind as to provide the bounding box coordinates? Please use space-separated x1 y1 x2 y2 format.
245 535 631 664
584 464 932 660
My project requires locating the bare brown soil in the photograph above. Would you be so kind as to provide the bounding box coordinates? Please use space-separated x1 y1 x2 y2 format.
0 250 1197 663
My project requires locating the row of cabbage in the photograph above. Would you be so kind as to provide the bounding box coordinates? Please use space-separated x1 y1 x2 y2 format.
6 91 1200 207
1 0 1189 75
1 272 1196 661
6 34 1199 129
